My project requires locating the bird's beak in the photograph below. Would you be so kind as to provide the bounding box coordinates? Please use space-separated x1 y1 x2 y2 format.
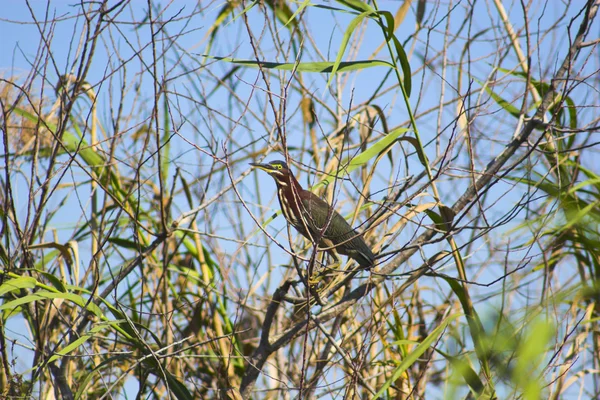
250 162 273 173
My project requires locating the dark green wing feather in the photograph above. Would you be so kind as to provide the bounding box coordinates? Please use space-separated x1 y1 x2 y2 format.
299 193 375 268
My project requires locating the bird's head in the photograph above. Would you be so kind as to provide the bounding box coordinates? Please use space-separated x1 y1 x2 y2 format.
250 160 293 186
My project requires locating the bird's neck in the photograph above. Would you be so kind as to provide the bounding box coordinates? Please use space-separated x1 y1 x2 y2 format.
287 173 304 193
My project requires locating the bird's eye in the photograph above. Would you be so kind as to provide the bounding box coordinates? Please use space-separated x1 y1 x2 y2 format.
277 165 282 169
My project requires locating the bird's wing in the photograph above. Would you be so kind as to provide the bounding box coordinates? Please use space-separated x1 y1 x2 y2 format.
300 193 356 238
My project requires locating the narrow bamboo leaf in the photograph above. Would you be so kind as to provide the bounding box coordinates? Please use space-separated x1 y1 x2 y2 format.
389 339 421 346
496 67 552 98
416 0 426 26
12 107 130 206
398 136 426 166
319 128 409 187
565 161 600 185
480 80 521 118
374 10 395 47
0 291 103 317
209 56 394 72
441 276 490 379
423 208 442 225
424 204 457 232
68 240 80 283
265 0 298 31
558 200 599 233
336 0 374 13
435 348 485 396
282 0 311 29
165 371 194 400
488 67 577 129
29 241 73 267
108 237 140 249
422 206 456 233
514 319 555 400
373 313 461 399
453 356 484 396
37 271 68 292
161 90 171 185
0 294 50 310
206 0 236 41
327 7 403 91
389 33 412 96
0 276 37 296
74 354 131 399
180 175 194 208
563 95 577 130
47 332 92 364
366 4 411 95
567 177 600 197
0 243 8 266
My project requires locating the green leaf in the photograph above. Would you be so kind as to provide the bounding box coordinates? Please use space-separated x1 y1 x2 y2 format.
557 199 599 233
265 0 298 31
281 0 311 29
12 107 132 208
491 67 577 130
0 276 37 296
209 56 394 72
165 371 194 400
0 291 103 317
441 276 491 380
161 90 171 185
422 204 455 232
318 127 409 187
336 0 374 13
373 313 461 399
74 354 132 399
36 271 67 292
416 0 426 26
398 136 426 166
47 324 105 363
28 241 74 267
514 318 555 400
326 10 372 88
388 32 412 96
478 79 521 118
435 348 485 396
108 237 140 250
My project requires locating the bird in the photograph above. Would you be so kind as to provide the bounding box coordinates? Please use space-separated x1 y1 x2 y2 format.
250 160 375 269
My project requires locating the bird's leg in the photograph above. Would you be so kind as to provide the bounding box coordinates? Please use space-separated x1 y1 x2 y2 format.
314 238 341 275
309 251 342 297
307 251 332 284
327 249 340 264
304 253 326 305
307 263 323 285
322 249 341 273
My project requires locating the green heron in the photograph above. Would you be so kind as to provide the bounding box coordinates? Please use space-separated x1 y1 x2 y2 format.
251 160 375 269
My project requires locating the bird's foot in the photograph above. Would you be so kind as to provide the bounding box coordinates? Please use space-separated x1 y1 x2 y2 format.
307 274 323 286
